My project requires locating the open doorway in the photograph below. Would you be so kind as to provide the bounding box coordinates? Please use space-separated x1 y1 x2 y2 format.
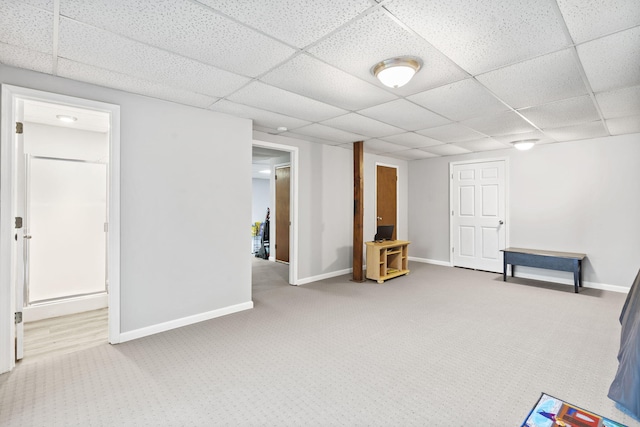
251 141 298 295
0 85 120 373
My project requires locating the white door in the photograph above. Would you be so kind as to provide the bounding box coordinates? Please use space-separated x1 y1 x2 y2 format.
451 160 506 272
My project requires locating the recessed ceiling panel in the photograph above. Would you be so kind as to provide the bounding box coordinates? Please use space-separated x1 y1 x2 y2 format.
420 144 472 156
556 0 640 44
321 113 405 138
358 99 450 131
542 120 608 142
408 79 510 121
57 59 219 108
0 42 52 74
209 100 310 131
60 0 296 77
228 82 347 122
518 96 600 129
385 149 439 160
307 9 468 96
381 132 443 148
477 49 588 109
0 0 52 53
452 138 511 152
384 0 571 75
58 18 251 98
596 86 640 119
416 123 486 143
607 115 640 135
200 0 372 48
260 54 396 111
462 111 537 136
363 139 408 154
578 26 640 93
291 123 365 144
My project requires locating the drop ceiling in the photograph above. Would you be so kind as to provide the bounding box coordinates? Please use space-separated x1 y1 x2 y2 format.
1 0 638 159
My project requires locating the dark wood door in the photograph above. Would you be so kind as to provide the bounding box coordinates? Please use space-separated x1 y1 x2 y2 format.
376 165 397 240
275 166 290 263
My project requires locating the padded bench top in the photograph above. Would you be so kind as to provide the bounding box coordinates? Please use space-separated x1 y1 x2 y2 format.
501 247 586 260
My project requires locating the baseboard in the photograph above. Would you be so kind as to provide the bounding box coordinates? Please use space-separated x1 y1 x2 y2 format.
408 256 452 267
119 301 254 343
23 293 108 322
512 271 629 293
296 268 352 285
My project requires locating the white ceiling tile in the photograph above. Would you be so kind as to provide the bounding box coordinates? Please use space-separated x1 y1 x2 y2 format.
385 149 439 160
542 120 608 141
0 42 52 74
476 49 588 109
518 96 600 129
321 113 405 138
452 138 511 152
357 99 450 131
419 144 471 156
228 82 347 122
380 132 443 148
492 130 555 145
260 54 396 111
407 79 509 121
209 100 310 131
556 0 640 43
59 0 296 77
416 123 486 142
462 111 537 136
384 0 571 75
281 131 344 146
57 59 219 108
606 115 640 135
578 26 640 92
58 18 251 98
0 0 52 53
307 9 468 96
290 123 365 144
363 139 408 154
596 86 640 119
200 0 372 48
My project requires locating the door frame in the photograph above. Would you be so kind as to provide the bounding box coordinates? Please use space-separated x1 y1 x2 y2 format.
449 157 509 268
374 162 399 238
0 85 121 373
252 139 298 285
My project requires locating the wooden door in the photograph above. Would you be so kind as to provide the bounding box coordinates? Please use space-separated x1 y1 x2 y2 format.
451 160 506 272
376 165 397 241
275 166 290 263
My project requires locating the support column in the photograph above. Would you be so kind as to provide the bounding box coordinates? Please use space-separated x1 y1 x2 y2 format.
353 141 365 282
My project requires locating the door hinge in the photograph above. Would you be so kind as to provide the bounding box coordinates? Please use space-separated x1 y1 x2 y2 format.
16 122 23 134
451 210 454 216
451 173 453 179
15 312 22 324
15 217 23 229
452 247 455 253
104 222 109 232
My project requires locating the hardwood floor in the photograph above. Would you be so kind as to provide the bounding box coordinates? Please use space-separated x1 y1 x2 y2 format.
21 308 108 365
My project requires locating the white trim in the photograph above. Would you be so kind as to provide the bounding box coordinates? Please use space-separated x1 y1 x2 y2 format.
374 162 400 238
511 271 629 293
449 157 509 268
23 293 108 322
408 256 453 267
296 268 353 286
252 139 299 285
119 301 254 342
0 85 121 373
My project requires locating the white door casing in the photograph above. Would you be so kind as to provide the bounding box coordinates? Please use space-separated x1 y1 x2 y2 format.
451 159 507 272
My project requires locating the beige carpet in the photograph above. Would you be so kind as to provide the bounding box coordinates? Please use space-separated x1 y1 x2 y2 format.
1 262 637 426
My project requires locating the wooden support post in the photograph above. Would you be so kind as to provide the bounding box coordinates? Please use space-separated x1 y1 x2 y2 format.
353 141 365 282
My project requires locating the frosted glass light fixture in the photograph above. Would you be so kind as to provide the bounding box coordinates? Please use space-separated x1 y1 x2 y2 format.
56 114 77 123
512 139 538 151
371 57 422 88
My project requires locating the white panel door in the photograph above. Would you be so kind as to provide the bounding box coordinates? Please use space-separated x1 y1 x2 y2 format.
452 160 506 272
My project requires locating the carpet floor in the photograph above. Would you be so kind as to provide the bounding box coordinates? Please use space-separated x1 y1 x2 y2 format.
1 261 637 426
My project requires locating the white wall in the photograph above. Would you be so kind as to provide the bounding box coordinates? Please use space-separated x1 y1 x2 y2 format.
254 131 409 282
1 64 253 335
408 134 640 289
252 178 269 224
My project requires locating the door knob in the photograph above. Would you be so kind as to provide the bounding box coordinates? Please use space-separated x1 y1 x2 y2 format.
377 216 382 220
498 220 504 225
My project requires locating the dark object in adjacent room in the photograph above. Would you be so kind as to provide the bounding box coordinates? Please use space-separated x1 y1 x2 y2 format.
374 225 394 242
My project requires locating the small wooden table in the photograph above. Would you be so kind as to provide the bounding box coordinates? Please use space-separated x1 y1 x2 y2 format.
501 247 586 293
365 240 410 283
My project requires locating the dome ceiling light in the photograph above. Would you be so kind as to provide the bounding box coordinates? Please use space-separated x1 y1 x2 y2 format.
371 57 422 89
511 139 538 151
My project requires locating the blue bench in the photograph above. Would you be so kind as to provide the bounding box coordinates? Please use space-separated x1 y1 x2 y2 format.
501 247 586 293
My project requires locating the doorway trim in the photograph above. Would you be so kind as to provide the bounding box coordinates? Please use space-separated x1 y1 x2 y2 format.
448 157 510 268
273 163 291 264
0 85 121 373
374 162 399 238
252 139 299 285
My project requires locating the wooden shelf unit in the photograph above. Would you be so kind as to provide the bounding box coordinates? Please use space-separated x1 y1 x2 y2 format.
365 240 410 283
